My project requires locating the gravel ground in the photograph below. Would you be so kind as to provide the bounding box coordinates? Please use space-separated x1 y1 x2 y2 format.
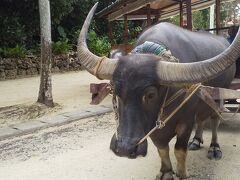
0 113 240 180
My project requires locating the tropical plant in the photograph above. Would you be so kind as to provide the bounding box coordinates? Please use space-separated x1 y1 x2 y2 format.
0 45 27 58
87 30 111 56
52 39 72 55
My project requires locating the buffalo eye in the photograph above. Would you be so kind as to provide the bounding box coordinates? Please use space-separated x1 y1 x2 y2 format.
143 87 158 104
147 91 155 99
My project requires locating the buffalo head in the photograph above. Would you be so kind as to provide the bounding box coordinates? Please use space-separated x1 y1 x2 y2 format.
78 3 240 159
109 55 166 158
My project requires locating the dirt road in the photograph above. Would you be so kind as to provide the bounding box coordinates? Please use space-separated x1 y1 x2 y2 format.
0 71 110 109
0 71 111 127
0 72 240 179
0 113 239 180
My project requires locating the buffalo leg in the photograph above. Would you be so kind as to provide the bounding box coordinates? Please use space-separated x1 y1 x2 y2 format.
175 124 192 179
188 119 204 150
157 146 174 180
207 116 222 160
174 148 188 179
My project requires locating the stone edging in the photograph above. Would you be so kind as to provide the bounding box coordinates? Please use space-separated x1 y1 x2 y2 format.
0 103 238 141
0 105 113 141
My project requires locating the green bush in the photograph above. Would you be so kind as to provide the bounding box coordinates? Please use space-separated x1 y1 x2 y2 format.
87 30 111 56
0 45 27 58
28 44 41 55
52 39 72 55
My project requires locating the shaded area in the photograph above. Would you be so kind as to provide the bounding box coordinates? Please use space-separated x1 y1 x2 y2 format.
0 103 62 128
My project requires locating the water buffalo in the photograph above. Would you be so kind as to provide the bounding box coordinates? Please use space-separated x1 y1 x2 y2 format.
78 3 240 179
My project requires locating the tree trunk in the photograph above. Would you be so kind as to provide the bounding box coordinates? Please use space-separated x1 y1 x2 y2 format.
37 0 54 107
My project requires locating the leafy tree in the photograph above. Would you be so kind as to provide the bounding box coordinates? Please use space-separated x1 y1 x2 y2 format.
166 15 180 26
165 8 210 30
88 30 111 56
221 1 240 26
1 0 239 54
0 0 98 48
193 8 210 30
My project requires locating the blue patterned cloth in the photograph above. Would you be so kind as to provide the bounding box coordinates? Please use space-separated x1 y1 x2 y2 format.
131 41 179 63
131 41 167 56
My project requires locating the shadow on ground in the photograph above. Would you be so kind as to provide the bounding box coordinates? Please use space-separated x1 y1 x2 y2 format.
0 103 62 128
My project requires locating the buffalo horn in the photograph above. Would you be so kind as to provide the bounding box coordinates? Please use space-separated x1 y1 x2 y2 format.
156 28 240 86
77 3 118 80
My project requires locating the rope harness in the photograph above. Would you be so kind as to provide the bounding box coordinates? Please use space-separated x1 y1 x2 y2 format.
111 88 119 139
137 84 201 145
111 83 201 145
93 56 108 80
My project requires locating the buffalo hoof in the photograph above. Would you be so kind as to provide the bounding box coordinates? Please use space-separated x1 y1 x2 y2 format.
155 171 174 180
207 143 222 160
176 171 189 179
188 137 202 150
176 173 190 179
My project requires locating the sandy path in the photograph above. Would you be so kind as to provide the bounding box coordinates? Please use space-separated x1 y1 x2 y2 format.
0 73 240 179
0 113 239 180
0 71 112 127
0 71 111 110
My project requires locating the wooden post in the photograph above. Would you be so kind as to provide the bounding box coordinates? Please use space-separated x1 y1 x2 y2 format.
147 4 151 27
154 12 160 24
209 4 215 32
215 0 221 34
179 0 184 27
124 14 128 47
108 21 114 45
186 0 192 31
